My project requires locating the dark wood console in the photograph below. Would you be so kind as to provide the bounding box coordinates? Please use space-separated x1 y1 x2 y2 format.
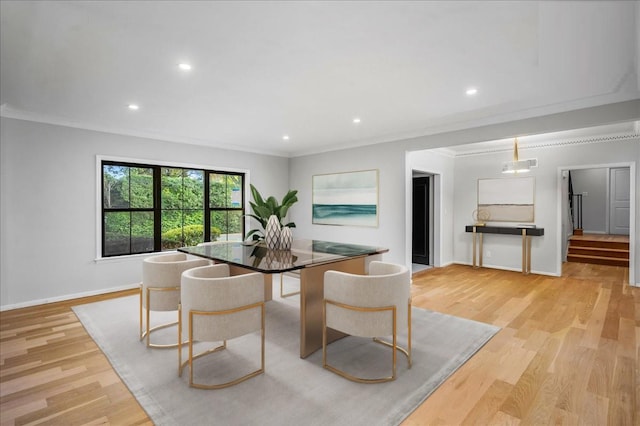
465 225 544 274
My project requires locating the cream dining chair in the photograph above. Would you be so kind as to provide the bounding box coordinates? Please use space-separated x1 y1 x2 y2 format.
279 271 300 298
322 261 411 383
140 253 210 348
179 264 265 389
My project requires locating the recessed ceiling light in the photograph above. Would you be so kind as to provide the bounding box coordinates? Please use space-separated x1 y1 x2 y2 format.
178 63 192 71
466 88 478 96
128 104 139 110
282 135 290 141
353 117 361 124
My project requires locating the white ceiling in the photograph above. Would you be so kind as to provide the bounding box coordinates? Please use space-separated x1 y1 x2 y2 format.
1 1 639 157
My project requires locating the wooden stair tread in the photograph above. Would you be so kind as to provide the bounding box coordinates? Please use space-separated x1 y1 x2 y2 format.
567 246 629 259
567 254 629 266
567 234 630 267
568 241 629 250
568 246 628 253
569 235 628 242
568 253 626 260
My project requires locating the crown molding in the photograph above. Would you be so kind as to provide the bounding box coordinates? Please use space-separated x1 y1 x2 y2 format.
452 131 639 157
0 105 290 158
2 102 638 159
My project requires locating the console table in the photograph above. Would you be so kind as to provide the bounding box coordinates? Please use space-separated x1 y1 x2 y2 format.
465 225 544 274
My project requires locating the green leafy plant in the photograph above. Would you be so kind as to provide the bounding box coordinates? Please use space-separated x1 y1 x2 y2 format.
162 225 221 249
246 184 298 241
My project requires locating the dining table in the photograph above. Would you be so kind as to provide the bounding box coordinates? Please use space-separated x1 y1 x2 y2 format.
178 239 388 358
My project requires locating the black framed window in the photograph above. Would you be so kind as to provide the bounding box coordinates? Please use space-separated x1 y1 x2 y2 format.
209 173 244 244
101 161 244 257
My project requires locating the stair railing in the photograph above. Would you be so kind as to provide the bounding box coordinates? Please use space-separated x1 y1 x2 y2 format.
572 193 583 232
568 171 583 235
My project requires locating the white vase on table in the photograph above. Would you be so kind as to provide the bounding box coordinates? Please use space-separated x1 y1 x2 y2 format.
280 227 292 250
265 215 281 250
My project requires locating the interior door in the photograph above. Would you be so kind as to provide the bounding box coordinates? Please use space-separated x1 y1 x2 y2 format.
609 167 630 235
412 177 430 264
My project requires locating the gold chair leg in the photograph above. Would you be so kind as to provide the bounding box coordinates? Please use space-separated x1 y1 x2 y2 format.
139 284 143 341
280 273 300 298
372 300 412 368
179 340 227 377
372 339 411 365
146 287 151 346
177 303 199 376
140 286 184 349
408 300 412 368
323 301 407 383
184 303 264 389
178 303 182 375
324 338 400 384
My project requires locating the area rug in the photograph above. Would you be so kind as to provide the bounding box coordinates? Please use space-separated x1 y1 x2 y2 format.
73 280 499 426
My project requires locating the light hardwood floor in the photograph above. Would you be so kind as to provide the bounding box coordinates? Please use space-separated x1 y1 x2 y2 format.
1 263 637 425
405 263 637 425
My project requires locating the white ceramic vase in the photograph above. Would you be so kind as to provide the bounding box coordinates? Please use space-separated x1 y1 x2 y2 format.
265 215 281 250
280 226 292 250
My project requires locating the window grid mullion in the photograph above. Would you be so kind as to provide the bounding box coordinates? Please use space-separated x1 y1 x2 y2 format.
204 173 211 242
153 166 162 252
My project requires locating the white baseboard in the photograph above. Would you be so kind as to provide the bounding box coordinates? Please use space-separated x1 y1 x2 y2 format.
0 283 140 312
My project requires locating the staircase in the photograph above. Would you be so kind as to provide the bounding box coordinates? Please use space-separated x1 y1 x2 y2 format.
567 234 629 267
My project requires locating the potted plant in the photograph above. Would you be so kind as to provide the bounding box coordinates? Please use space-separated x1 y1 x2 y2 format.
245 184 298 243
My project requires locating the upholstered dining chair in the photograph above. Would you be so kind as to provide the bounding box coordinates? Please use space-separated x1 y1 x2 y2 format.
140 253 210 348
322 261 411 383
179 264 265 389
279 271 300 298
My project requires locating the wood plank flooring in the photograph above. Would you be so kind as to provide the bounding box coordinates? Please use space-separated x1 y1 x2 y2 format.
1 263 637 425
404 263 637 425
0 290 151 426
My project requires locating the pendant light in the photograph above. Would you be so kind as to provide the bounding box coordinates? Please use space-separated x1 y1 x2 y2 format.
502 137 531 174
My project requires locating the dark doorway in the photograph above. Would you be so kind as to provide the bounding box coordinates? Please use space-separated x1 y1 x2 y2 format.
412 176 430 264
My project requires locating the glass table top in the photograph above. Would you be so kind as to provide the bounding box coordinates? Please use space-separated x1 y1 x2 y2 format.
177 239 387 273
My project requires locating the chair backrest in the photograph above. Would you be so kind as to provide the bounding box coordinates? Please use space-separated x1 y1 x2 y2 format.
142 253 210 310
181 264 264 342
324 261 410 337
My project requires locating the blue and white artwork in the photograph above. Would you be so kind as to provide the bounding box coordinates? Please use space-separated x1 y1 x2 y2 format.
312 169 378 227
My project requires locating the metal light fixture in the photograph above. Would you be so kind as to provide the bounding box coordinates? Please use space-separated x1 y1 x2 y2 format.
502 137 531 174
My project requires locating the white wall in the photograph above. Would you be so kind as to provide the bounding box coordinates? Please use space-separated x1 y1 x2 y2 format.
289 142 407 265
291 135 639 281
2 101 639 308
0 117 289 308
289 100 640 285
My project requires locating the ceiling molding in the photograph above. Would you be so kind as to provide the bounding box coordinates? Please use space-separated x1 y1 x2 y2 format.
2 102 638 160
0 105 289 158
452 131 639 157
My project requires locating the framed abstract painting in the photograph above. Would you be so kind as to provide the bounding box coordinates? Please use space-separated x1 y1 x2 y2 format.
477 176 535 222
312 169 379 227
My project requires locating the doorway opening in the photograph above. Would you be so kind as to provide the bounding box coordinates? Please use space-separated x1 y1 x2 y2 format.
559 164 634 283
412 172 434 273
